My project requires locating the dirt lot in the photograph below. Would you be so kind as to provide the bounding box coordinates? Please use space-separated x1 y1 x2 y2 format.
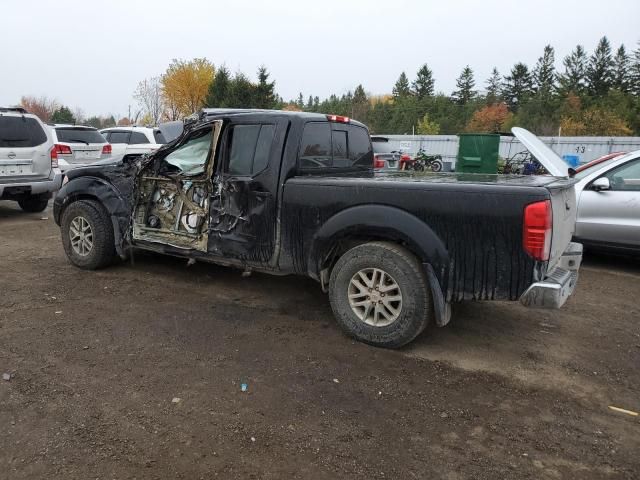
1 201 639 480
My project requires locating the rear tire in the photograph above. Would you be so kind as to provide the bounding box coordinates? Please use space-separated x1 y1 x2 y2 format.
18 194 49 213
430 160 443 172
61 200 115 270
329 241 432 348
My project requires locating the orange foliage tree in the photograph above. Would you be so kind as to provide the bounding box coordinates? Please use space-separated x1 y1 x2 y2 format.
465 103 513 132
19 96 59 122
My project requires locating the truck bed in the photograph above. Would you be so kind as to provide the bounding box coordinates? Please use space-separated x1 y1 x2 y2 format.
281 172 577 303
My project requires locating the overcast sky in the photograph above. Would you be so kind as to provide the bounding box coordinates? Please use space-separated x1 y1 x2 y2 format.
1 0 638 119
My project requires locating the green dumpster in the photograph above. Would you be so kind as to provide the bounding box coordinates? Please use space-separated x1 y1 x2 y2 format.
456 133 500 174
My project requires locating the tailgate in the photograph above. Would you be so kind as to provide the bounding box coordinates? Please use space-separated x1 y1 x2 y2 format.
547 181 577 270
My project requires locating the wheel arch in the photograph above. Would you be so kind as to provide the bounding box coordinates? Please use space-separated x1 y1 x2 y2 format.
309 205 451 327
55 177 128 256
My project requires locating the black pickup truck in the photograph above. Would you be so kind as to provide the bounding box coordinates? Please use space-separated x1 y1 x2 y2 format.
54 109 582 348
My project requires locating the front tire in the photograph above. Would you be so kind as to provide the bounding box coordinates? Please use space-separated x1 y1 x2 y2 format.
61 200 115 270
329 241 432 348
18 194 49 213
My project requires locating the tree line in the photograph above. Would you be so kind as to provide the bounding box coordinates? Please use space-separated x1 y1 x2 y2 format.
18 36 640 136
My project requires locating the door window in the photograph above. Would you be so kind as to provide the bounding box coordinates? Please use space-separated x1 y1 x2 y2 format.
604 159 640 191
164 127 213 176
227 124 275 176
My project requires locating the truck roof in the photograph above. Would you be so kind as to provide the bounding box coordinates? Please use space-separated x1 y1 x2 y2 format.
200 108 367 128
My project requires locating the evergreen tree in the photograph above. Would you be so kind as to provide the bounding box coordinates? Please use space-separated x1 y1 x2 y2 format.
586 36 613 96
612 45 631 93
306 95 314 110
485 67 502 104
351 84 369 122
392 72 412 99
296 93 304 109
205 65 231 108
452 66 476 105
51 106 75 124
533 45 556 97
255 66 276 109
227 72 256 108
632 42 640 96
557 45 588 95
502 63 533 111
412 64 435 99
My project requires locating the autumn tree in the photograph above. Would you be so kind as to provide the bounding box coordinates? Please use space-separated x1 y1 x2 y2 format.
452 66 476 105
415 113 440 134
560 108 632 136
19 96 58 122
465 103 513 133
392 72 411 99
586 36 613 96
134 77 164 125
557 45 587 95
161 58 215 118
51 106 75 124
412 64 435 99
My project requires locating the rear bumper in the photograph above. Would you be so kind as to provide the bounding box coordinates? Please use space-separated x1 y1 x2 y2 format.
0 169 63 198
520 242 583 309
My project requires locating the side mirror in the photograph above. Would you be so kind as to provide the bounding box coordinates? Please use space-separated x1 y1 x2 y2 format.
591 177 611 191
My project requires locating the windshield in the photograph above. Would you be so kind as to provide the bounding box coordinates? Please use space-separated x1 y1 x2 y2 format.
573 158 621 180
0 116 47 147
56 127 106 144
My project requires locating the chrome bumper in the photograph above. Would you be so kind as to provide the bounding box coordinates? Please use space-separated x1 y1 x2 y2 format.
520 242 583 309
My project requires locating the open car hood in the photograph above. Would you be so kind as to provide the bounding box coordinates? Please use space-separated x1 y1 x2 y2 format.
511 127 568 177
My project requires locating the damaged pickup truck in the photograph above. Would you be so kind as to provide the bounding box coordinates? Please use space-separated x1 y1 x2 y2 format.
54 109 583 348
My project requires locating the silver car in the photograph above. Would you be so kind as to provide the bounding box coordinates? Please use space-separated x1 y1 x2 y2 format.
371 136 401 171
0 107 63 212
571 151 640 253
50 125 112 172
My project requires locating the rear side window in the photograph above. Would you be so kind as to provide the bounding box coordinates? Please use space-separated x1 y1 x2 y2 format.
109 131 131 144
55 127 106 144
227 124 275 176
130 132 150 144
299 122 372 170
0 116 47 148
299 122 332 168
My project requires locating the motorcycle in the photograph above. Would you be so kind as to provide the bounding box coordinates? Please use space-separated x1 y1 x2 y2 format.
405 148 444 172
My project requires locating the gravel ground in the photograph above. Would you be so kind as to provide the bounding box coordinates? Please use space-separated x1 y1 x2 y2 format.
1 201 639 479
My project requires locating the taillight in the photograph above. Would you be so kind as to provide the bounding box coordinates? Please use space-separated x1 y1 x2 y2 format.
54 144 72 155
373 155 385 169
326 114 350 123
50 146 59 168
102 144 112 155
523 200 552 261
